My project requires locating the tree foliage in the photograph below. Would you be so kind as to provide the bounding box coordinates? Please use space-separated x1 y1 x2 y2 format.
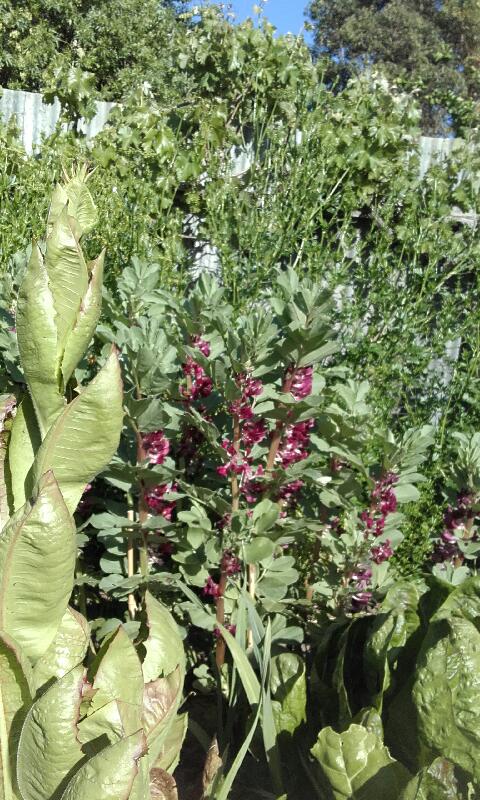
307 0 480 132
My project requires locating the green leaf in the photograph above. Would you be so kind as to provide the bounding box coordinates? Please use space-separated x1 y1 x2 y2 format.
48 171 98 239
17 666 84 800
270 653 306 736
252 498 279 534
7 395 41 512
0 396 15 529
393 484 420 504
412 613 480 782
311 724 411 800
218 625 260 706
88 626 144 713
16 246 64 436
142 592 185 683
0 632 33 800
149 712 187 774
399 758 459 800
59 730 147 800
61 251 105 385
44 206 89 360
244 537 276 563
0 472 76 662
32 607 90 692
31 349 124 514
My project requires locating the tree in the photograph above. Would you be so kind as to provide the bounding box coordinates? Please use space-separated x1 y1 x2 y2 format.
307 0 480 133
0 0 185 102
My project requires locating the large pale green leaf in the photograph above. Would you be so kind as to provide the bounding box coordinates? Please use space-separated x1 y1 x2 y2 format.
399 758 459 800
16 246 64 436
143 668 183 741
7 395 41 512
152 713 187 774
88 626 144 714
412 614 480 782
47 171 98 239
17 666 84 800
0 472 76 662
60 251 105 385
311 724 411 800
78 699 141 752
44 207 88 358
0 632 33 800
32 607 90 692
0 396 15 528
270 653 306 736
31 349 123 514
142 592 185 683
59 731 147 800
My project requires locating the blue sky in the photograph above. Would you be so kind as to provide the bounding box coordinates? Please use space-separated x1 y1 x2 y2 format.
228 1 309 36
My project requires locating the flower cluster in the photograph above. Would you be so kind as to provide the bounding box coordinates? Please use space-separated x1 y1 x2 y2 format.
277 420 314 468
145 482 178 520
181 336 213 401
349 473 399 611
361 472 398 540
432 490 476 564
228 373 263 420
142 430 170 465
289 365 313 400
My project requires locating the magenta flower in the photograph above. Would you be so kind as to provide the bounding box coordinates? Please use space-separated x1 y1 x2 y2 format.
145 482 178 520
278 479 304 502
277 419 314 467
213 624 236 638
370 539 393 564
191 335 211 357
223 550 242 576
242 418 267 447
290 366 313 400
142 430 170 465
203 576 221 598
351 592 373 609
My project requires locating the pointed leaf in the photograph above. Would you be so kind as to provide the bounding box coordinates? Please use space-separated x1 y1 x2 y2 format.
142 592 185 683
0 472 76 661
59 731 147 800
270 653 306 736
7 395 41 512
17 666 84 800
0 396 15 528
0 632 33 800
44 206 88 357
218 624 260 706
32 607 90 692
48 172 98 239
16 246 64 435
31 350 123 514
143 668 183 740
61 251 105 385
88 626 144 713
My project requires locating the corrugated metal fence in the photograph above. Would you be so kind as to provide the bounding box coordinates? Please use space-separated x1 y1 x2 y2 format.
0 87 113 153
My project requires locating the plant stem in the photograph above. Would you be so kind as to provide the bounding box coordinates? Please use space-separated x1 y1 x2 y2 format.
231 413 241 512
126 509 137 620
265 370 295 473
136 430 150 579
215 561 228 670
